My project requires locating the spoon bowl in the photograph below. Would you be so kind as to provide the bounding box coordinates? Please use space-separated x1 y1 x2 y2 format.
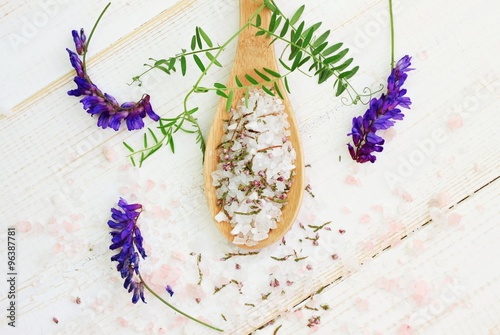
204 0 304 250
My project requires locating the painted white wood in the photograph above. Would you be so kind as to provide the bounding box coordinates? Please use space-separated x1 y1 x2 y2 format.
0 0 499 334
253 180 500 335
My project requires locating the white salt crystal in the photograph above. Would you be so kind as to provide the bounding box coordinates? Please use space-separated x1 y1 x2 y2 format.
211 89 296 246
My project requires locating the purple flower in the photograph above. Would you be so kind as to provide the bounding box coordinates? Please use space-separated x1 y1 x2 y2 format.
108 198 147 304
347 55 413 163
166 285 174 297
72 28 86 55
67 29 159 131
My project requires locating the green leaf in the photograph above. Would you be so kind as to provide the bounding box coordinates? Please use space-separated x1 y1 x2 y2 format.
264 0 277 13
226 90 234 111
123 142 134 153
280 19 289 38
264 67 281 77
255 30 266 36
298 55 311 68
274 16 282 33
214 82 226 89
289 44 301 61
323 48 349 65
256 14 262 27
333 58 353 72
338 66 359 80
313 30 330 47
206 52 222 67
158 119 168 135
244 89 249 107
187 107 200 115
195 27 203 49
153 59 169 66
193 54 205 72
262 85 275 96
245 74 259 85
308 61 319 72
268 12 277 35
139 152 145 167
180 56 187 76
146 144 162 158
190 35 196 51
302 28 314 47
168 57 176 71
284 76 291 93
279 58 291 71
274 82 284 99
291 21 305 43
291 51 302 71
143 133 148 148
155 65 171 75
129 156 136 167
198 27 213 47
168 133 175 153
194 87 209 93
318 68 334 84
216 89 228 98
255 69 270 81
312 42 328 55
335 81 348 96
235 75 243 87
322 43 343 56
148 128 158 143
290 5 305 25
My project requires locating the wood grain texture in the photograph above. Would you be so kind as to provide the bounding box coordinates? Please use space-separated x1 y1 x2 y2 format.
204 0 305 250
0 0 499 334
253 179 500 335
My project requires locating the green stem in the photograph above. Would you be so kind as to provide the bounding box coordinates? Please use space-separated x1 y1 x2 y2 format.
82 2 111 74
389 0 395 67
139 275 223 332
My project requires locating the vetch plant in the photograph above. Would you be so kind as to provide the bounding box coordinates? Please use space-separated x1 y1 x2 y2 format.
66 3 159 131
124 0 369 166
347 0 414 163
108 198 223 332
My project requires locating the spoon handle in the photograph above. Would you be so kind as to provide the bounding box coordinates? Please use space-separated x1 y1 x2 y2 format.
230 0 278 88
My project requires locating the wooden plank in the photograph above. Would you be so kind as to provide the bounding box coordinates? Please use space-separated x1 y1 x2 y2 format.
253 179 500 335
0 0 191 111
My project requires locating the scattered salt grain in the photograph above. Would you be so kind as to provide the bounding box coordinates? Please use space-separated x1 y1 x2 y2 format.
447 115 464 130
103 145 117 162
212 89 296 246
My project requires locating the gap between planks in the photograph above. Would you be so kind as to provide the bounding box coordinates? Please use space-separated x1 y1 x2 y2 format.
247 174 500 334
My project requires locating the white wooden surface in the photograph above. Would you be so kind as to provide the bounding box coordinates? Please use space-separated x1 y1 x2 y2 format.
1 0 499 334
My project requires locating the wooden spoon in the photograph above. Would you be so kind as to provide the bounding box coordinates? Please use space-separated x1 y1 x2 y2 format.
204 0 304 250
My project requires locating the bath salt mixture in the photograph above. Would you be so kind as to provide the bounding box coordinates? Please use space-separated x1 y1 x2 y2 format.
212 89 296 246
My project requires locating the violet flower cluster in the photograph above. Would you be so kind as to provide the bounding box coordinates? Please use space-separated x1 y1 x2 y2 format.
67 29 159 131
347 55 413 163
108 198 147 304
